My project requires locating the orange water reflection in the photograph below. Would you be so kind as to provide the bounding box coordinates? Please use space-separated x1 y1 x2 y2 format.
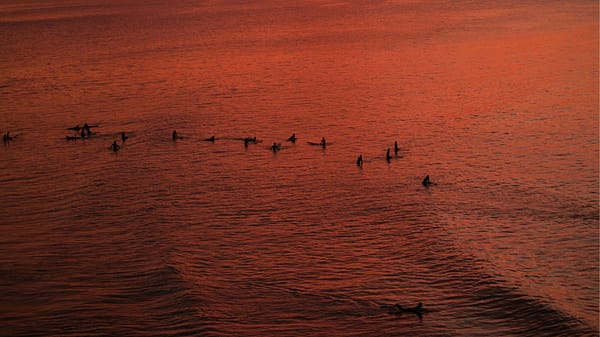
0 0 597 335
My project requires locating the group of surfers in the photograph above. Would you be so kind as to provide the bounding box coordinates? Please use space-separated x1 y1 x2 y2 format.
109 132 129 152
66 123 98 140
356 141 401 167
66 127 436 185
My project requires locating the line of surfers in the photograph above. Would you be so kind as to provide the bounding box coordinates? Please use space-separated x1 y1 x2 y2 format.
175 131 434 186
65 126 435 187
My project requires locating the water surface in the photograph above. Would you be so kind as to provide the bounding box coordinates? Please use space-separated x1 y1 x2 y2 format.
1 0 598 336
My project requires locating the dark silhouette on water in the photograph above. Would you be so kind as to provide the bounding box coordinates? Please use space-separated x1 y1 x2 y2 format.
386 148 392 162
172 130 184 141
422 175 432 187
3 132 16 143
395 302 424 313
288 133 296 143
320 137 326 148
110 140 120 152
121 132 128 142
205 135 215 142
357 154 363 167
271 142 280 152
394 141 399 155
68 123 97 135
244 136 258 147
394 302 426 319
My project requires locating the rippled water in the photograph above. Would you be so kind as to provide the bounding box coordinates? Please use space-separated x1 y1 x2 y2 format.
1 0 598 336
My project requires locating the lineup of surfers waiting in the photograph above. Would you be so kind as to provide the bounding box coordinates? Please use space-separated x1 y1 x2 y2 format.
7 125 435 315
172 131 431 186
9 126 436 316
17 124 436 187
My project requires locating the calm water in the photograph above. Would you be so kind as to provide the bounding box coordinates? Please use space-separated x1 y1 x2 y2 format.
1 0 598 336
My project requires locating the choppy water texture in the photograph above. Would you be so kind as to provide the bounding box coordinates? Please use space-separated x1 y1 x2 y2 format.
0 0 598 336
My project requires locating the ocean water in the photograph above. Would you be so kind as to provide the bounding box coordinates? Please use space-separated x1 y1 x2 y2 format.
0 0 598 336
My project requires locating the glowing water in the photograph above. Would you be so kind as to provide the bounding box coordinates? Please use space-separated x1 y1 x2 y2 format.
1 1 597 335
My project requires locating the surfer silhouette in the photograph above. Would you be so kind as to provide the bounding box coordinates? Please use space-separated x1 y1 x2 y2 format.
357 154 363 167
394 302 425 320
422 175 431 187
110 140 120 152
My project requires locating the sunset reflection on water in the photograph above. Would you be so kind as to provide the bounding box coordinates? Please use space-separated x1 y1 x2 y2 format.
0 0 598 336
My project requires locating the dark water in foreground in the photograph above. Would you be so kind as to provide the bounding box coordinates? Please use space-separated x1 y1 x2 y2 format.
1 0 598 336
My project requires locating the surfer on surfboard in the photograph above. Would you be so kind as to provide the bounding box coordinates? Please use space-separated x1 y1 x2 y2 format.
422 175 435 187
172 130 184 141
110 140 120 152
